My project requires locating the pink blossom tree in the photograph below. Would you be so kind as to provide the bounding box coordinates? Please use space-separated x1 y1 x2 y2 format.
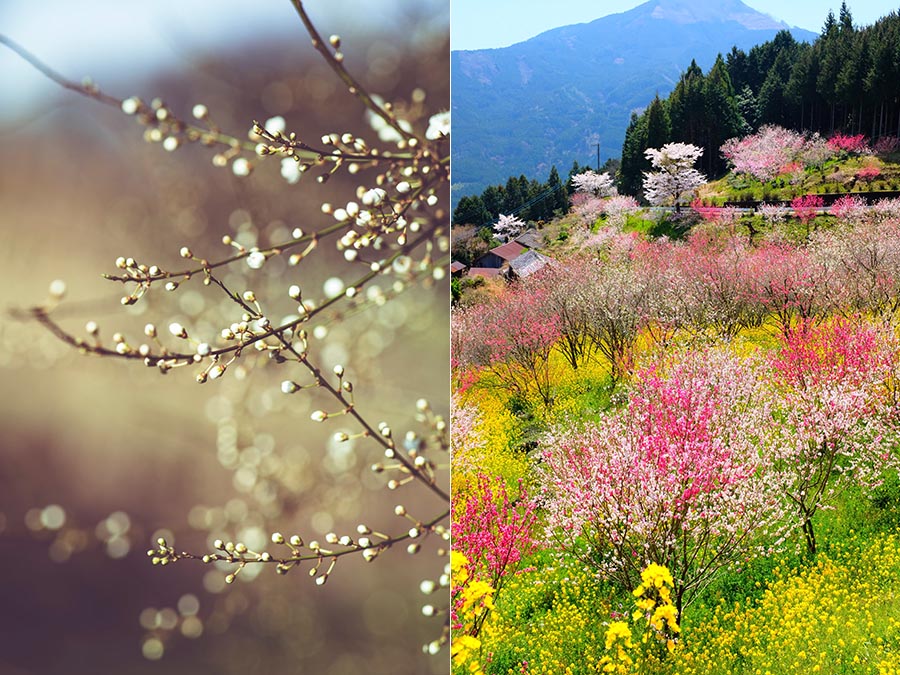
451 284 561 406
743 242 834 335
600 195 641 228
672 229 764 338
721 125 810 182
828 194 868 223
791 194 824 237
814 219 900 318
642 143 707 211
766 317 897 554
540 348 785 615
570 193 605 226
531 256 597 370
582 254 651 381
827 133 870 155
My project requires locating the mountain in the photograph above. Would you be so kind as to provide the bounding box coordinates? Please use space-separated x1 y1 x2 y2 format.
451 0 817 203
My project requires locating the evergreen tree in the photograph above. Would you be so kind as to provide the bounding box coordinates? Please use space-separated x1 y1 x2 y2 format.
645 94 672 150
704 55 742 175
669 60 706 147
502 176 525 216
734 84 758 134
619 111 649 197
453 195 491 228
547 165 568 216
481 184 503 220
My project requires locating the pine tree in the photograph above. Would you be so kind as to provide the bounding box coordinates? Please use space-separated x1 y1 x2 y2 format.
453 195 491 228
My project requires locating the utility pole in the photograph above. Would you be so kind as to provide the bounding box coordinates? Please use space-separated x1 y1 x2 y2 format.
594 142 600 172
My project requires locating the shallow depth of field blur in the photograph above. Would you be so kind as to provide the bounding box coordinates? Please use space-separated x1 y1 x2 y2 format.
0 2 449 674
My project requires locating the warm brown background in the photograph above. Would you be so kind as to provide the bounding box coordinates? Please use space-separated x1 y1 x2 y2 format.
0 2 449 673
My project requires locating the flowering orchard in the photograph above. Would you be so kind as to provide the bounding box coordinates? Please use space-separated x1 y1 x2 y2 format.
451 195 900 672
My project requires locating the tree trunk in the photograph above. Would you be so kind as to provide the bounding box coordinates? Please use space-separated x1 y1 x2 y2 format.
802 513 817 555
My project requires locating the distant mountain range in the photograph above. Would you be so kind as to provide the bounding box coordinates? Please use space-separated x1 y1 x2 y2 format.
451 0 817 203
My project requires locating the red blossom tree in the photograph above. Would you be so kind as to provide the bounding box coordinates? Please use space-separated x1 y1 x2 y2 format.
452 472 538 635
827 133 870 155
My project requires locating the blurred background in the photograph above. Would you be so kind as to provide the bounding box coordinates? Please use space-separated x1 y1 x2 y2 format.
0 2 449 674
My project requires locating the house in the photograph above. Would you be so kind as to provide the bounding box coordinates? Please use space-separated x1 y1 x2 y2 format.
450 260 467 277
473 241 528 269
514 229 544 249
505 250 555 280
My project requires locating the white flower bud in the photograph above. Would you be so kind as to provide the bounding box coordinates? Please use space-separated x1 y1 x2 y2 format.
362 188 386 206
192 104 208 119
121 97 140 115
232 157 251 177
246 251 266 269
264 116 286 135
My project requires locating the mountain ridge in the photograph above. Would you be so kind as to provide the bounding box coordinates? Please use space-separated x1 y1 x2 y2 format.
451 0 817 204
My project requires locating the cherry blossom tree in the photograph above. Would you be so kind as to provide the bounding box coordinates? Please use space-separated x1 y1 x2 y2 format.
493 213 526 241
757 202 791 228
571 170 616 197
791 194 824 237
811 218 900 319
829 194 868 223
827 133 870 155
582 255 650 381
642 142 707 211
570 193 605 226
540 348 785 615
673 229 764 338
532 256 598 370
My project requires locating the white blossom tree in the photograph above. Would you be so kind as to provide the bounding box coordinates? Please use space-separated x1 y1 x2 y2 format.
493 213 526 241
642 142 707 211
571 170 616 198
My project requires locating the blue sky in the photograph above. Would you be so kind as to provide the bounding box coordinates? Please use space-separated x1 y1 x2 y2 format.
451 0 896 50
